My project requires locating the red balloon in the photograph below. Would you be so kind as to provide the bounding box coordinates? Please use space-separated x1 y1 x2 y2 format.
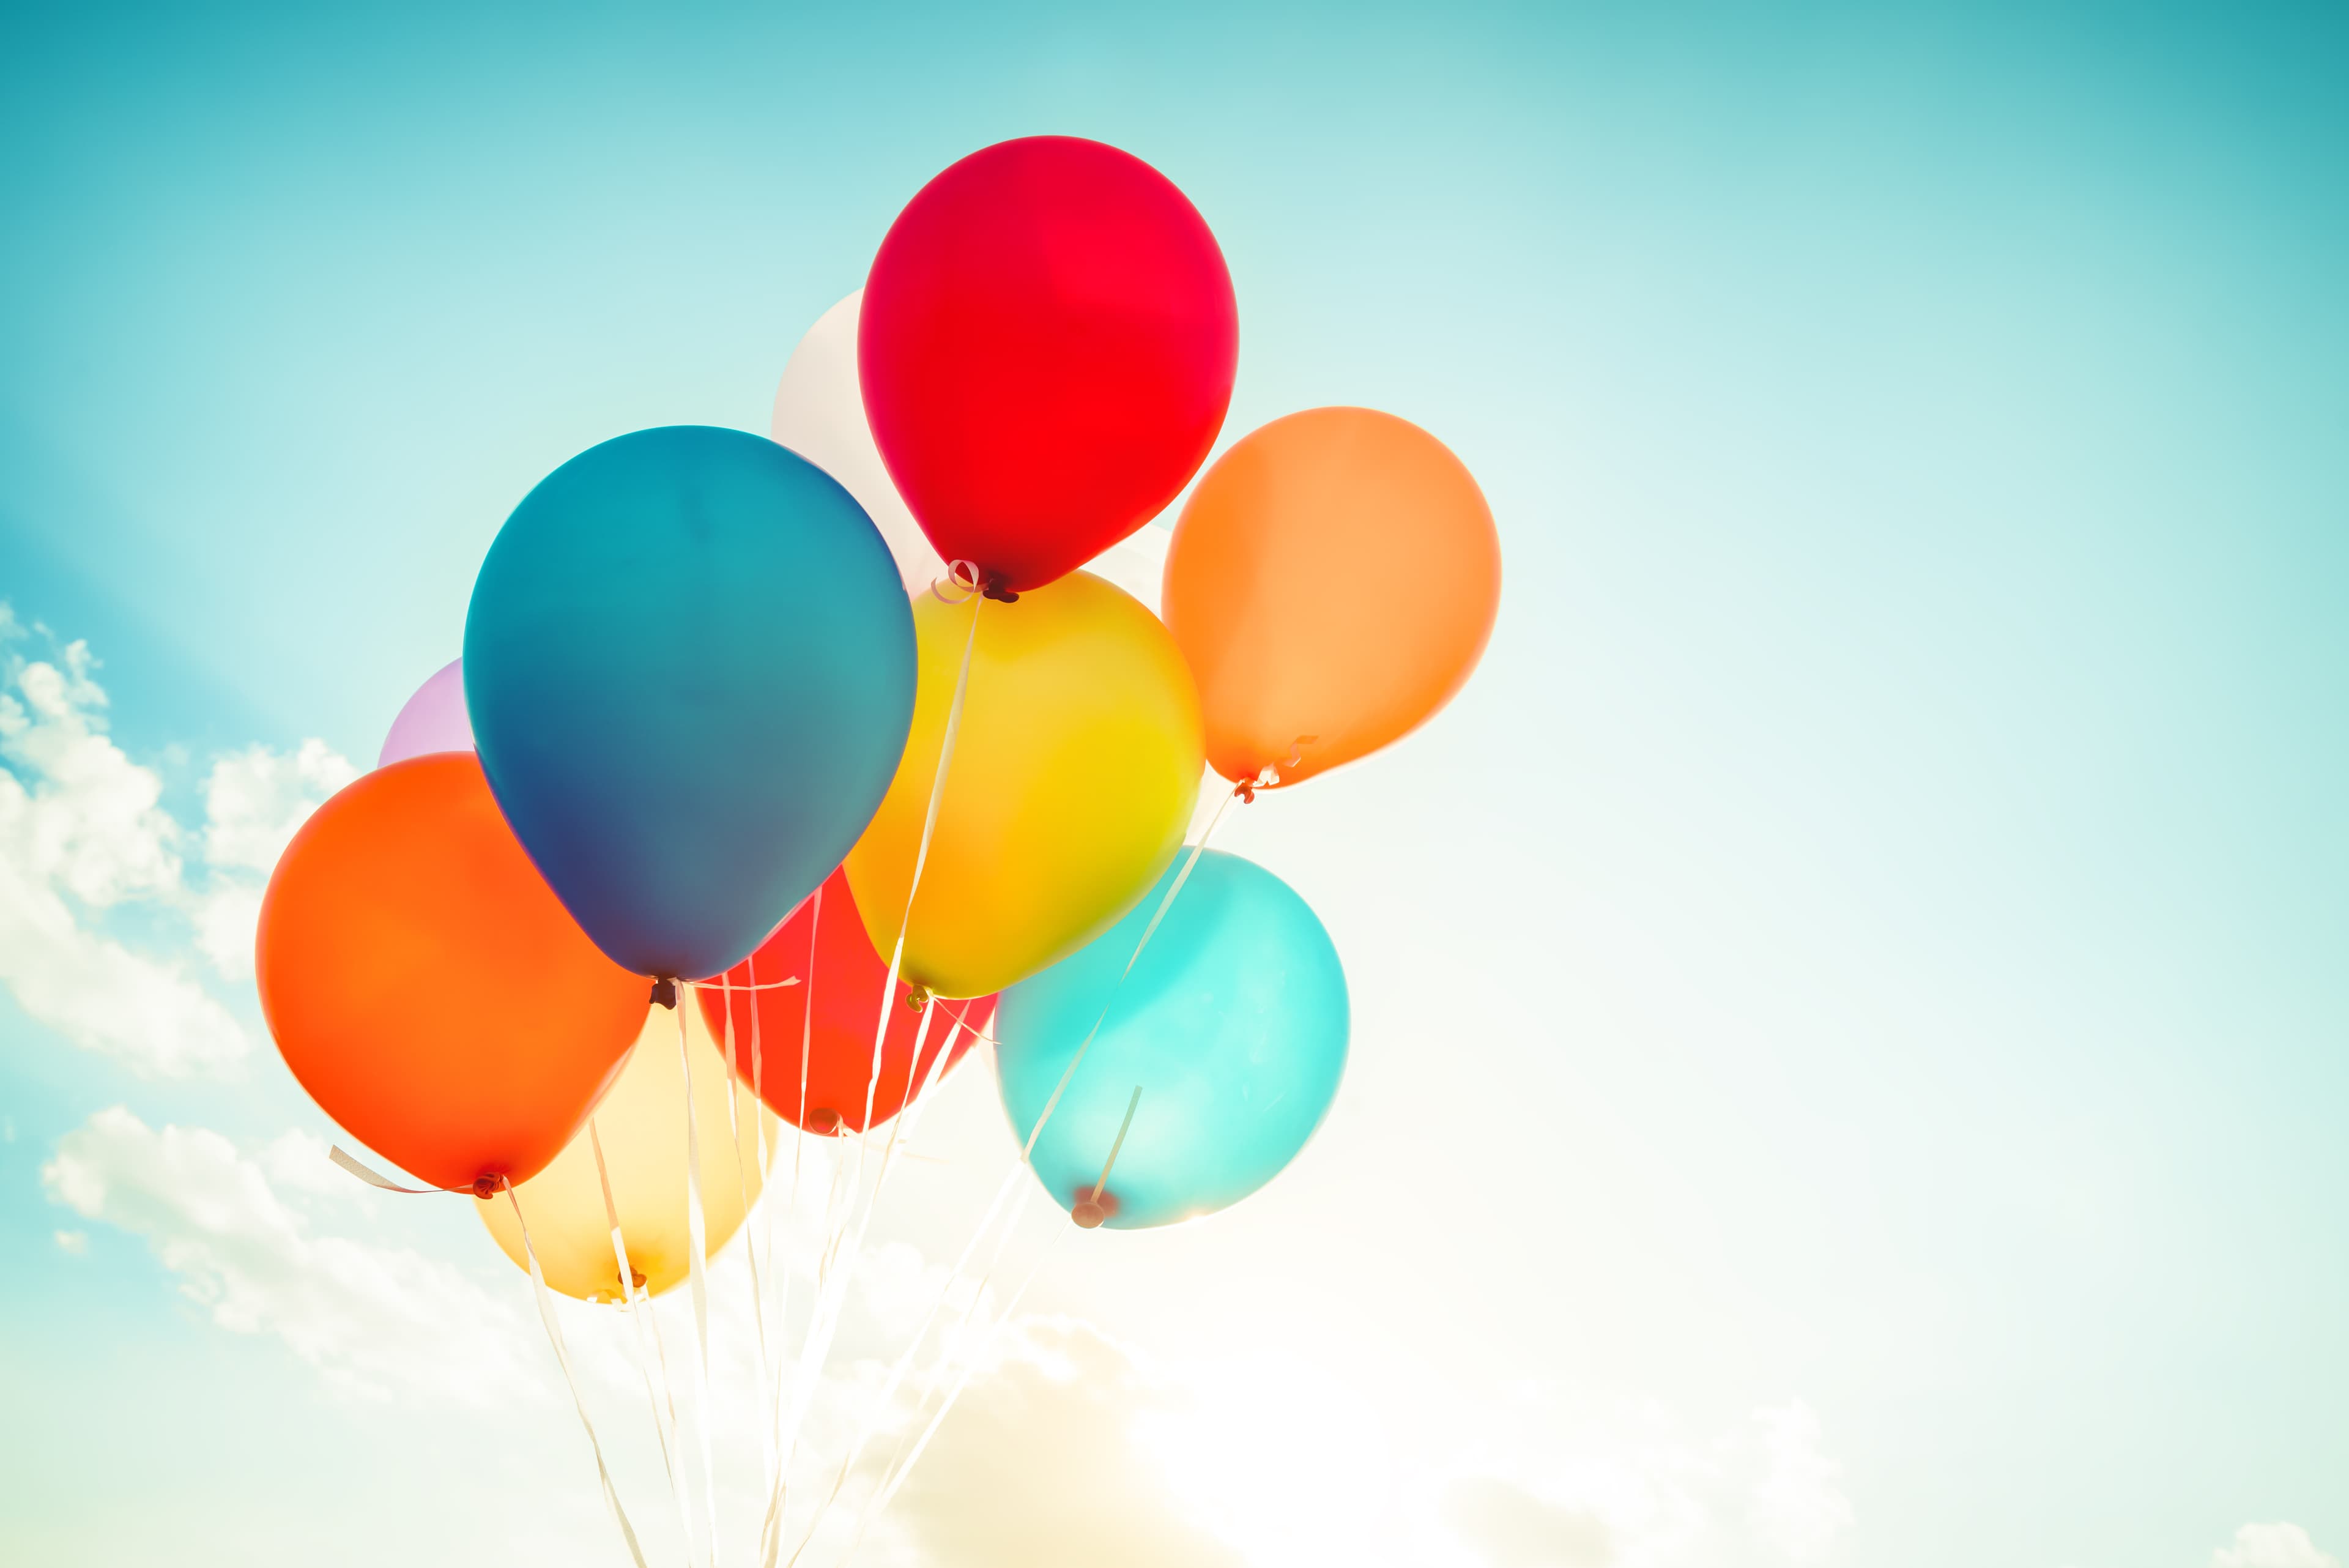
696 868 995 1135
859 135 1239 593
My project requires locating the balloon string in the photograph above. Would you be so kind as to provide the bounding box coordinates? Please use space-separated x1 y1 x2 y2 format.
715 979 779 1534
866 995 938 1201
766 1134 859 1568
859 1208 1066 1544
327 1145 451 1195
737 951 779 1568
853 1180 1037 1551
507 1186 651 1568
1019 781 1242 1164
1087 1086 1143 1207
771 990 937 1556
771 587 985 1553
866 584 982 1123
789 997 971 1558
785 1150 1022 1564
593 1120 698 1564
675 1003 723 1566
759 889 821 1566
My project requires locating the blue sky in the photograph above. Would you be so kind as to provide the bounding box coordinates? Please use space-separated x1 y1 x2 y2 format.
4 2 2346 1565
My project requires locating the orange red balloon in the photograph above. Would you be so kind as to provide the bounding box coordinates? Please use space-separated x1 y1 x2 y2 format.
256 754 650 1192
1163 406 1500 789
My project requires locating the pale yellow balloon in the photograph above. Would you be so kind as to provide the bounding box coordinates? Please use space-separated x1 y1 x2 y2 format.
844 571 1203 1000
476 998 776 1302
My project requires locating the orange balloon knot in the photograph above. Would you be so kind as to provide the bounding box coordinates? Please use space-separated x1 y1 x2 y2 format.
649 977 678 1009
470 1175 507 1200
1070 1187 1120 1228
1233 779 1256 804
806 1106 846 1137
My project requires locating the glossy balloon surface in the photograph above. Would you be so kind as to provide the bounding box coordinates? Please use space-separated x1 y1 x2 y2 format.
844 571 1201 1000
697 868 994 1135
861 136 1237 591
465 426 916 979
256 754 648 1191
995 850 1347 1230
376 658 473 767
1163 407 1499 788
477 999 774 1301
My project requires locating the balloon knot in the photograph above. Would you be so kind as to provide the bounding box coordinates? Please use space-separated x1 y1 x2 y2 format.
903 984 931 1013
650 977 678 1009
1071 1187 1119 1228
807 1106 845 1137
470 1175 506 1200
1234 780 1256 804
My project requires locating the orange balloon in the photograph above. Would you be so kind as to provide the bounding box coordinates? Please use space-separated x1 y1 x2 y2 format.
256 754 651 1192
1162 407 1500 789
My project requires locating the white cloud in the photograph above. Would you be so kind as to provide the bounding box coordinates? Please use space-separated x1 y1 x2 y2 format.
23 1077 1857 1568
0 825 249 1074
0 606 355 1067
1442 1477 1614 1567
42 1105 542 1405
1750 1400 1855 1562
53 1228 88 1255
2216 1524 2342 1568
257 1126 362 1200
202 737 357 874
885 1317 1253 1568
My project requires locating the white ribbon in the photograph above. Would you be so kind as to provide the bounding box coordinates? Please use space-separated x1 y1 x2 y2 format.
507 1186 650 1568
1019 779 1245 1165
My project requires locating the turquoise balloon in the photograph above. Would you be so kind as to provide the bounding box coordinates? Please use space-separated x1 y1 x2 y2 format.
465 426 915 982
994 850 1348 1230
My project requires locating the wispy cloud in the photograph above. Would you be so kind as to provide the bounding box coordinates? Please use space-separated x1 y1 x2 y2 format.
42 1105 541 1405
0 604 352 1072
887 1317 1252 1568
2216 1524 2342 1568
31 1068 1859 1568
1750 1400 1855 1562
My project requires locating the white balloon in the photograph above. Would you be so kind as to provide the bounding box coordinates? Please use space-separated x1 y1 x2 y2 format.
771 291 1169 614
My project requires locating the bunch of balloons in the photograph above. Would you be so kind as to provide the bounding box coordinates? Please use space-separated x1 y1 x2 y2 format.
256 133 1500 1305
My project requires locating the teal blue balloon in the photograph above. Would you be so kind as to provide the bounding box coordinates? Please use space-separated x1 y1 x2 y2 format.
994 850 1348 1230
464 426 915 982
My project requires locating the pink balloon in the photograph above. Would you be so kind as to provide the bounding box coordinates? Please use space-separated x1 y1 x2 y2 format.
377 659 474 768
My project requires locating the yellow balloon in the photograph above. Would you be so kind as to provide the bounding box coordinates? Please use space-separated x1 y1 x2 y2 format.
844 571 1203 1000
476 998 776 1302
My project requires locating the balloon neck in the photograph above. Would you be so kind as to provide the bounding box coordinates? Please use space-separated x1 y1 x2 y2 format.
806 1106 845 1137
902 984 931 1013
1236 737 1316 802
650 977 678 1009
980 572 1019 603
470 1175 507 1200
1071 1187 1119 1229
